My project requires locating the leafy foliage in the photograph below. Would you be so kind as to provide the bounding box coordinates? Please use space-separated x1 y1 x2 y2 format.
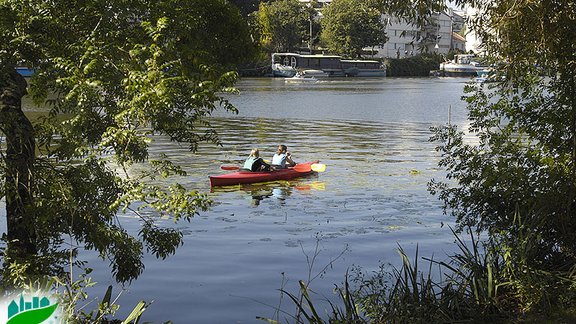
256 0 309 52
272 0 576 321
430 0 576 269
320 0 386 58
229 0 262 16
0 0 256 284
427 0 576 315
385 54 442 77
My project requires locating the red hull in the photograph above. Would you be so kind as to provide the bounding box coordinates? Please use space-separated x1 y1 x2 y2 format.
210 161 318 187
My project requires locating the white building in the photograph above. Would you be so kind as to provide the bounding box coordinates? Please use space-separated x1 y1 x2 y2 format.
377 16 420 58
426 11 454 54
375 11 466 58
298 0 469 58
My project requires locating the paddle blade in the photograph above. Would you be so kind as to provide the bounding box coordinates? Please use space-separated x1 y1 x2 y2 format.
221 165 240 171
311 163 326 172
293 163 326 172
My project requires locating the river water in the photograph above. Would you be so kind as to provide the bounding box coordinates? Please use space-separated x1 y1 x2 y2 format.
3 77 473 323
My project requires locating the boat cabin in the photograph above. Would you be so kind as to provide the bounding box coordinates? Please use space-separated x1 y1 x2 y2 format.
453 54 480 66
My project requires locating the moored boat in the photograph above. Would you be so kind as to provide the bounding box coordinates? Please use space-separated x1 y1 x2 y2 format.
284 72 318 83
272 53 386 78
210 161 319 187
272 63 297 77
439 54 485 77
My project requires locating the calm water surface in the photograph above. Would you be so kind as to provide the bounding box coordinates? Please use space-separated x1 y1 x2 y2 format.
4 77 473 323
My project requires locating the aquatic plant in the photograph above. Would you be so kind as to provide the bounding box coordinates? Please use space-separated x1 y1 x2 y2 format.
273 222 576 323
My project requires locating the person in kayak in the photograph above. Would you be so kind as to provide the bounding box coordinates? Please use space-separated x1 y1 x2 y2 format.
243 148 270 172
271 144 296 169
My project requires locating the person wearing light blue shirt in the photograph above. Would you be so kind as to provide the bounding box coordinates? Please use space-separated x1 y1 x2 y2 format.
271 144 296 169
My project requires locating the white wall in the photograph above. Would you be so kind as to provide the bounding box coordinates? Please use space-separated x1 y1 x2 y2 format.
374 16 420 58
299 0 472 58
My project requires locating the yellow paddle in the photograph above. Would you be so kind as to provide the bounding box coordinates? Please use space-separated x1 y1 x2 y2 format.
311 163 326 172
293 163 326 172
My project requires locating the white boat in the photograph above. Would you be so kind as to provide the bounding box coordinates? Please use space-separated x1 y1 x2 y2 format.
439 54 485 77
297 69 328 78
272 63 297 77
284 72 318 83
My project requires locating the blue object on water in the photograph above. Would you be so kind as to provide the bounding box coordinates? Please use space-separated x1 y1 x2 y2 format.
16 67 34 77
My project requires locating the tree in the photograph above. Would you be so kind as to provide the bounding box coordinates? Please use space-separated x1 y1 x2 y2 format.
256 0 309 52
229 0 262 16
430 0 576 277
0 0 256 284
320 0 386 58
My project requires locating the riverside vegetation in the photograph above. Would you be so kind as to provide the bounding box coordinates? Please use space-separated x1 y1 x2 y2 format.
2 0 575 323
1 0 256 321
268 0 576 322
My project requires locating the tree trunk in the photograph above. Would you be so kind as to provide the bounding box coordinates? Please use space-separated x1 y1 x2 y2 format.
0 69 37 258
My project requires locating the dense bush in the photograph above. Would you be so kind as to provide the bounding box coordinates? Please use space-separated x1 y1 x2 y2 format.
385 54 442 77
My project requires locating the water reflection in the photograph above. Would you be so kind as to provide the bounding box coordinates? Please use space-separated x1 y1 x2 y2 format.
210 180 325 207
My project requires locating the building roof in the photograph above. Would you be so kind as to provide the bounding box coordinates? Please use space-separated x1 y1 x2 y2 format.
452 32 466 42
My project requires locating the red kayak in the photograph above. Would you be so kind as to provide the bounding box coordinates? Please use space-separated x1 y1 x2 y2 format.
209 161 319 187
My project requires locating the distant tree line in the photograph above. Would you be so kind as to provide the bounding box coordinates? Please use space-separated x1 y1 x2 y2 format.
229 0 443 59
